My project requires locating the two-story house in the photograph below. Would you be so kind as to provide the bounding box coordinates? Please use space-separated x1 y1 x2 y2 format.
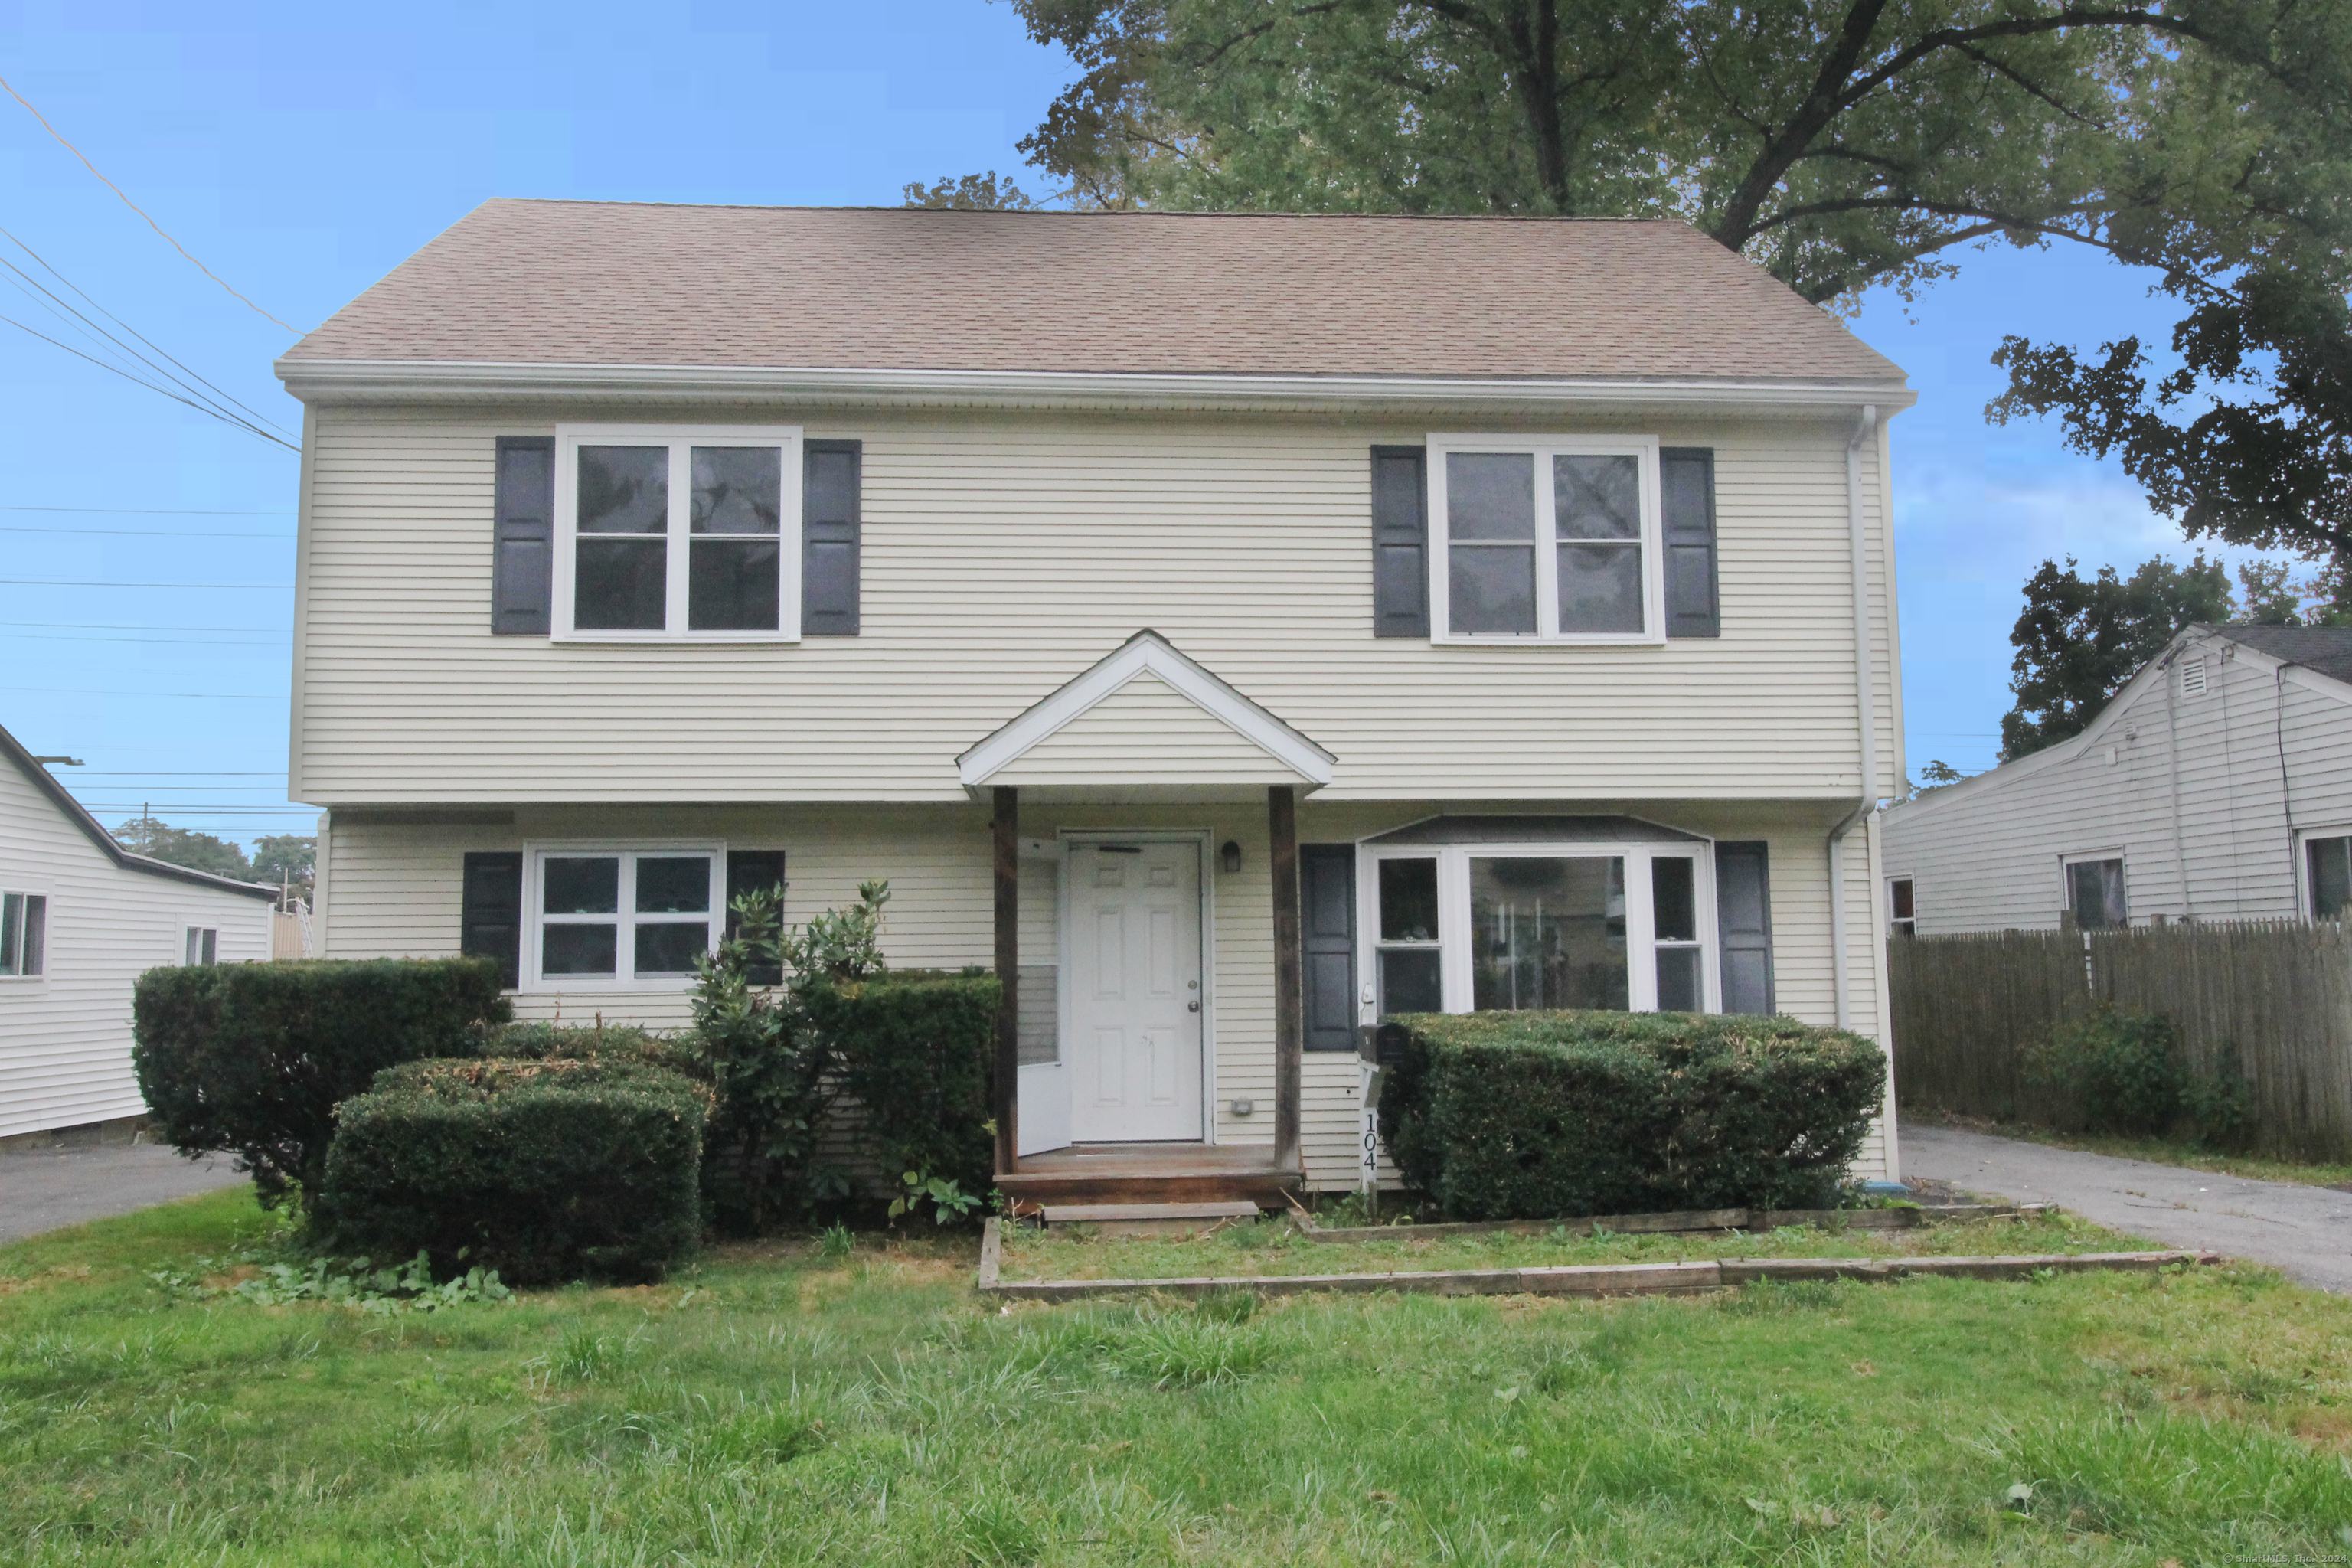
274 201 1912 1200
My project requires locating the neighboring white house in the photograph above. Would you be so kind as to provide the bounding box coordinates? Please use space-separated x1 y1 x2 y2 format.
1 721 276 1142
1882 624 2352 936
274 201 1914 1197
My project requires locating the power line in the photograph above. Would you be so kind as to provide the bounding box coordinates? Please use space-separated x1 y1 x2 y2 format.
0 619 287 633
0 309 300 453
0 579 291 589
1 525 290 538
0 505 292 516
0 684 280 700
0 72 298 332
0 631 287 646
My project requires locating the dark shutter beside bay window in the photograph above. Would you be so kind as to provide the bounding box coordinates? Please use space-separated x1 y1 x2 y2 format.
492 437 554 635
1370 445 1429 638
802 439 861 635
1714 841 1775 1014
1301 844 1357 1050
460 851 524 988
726 850 787 985
1661 446 1720 639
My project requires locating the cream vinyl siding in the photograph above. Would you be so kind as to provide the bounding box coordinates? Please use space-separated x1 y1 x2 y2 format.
319 796 1893 1184
291 405 1897 805
0 763 272 1139
1882 633 2352 933
989 674 1307 789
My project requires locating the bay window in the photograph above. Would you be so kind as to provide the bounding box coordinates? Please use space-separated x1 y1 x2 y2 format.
527 847 722 988
1429 436 1663 643
554 425 801 641
1361 835 1715 1018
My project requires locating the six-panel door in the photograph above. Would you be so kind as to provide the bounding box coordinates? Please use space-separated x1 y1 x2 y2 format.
1065 840 1204 1142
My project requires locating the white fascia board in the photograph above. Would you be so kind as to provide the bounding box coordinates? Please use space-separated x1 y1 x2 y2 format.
275 358 1917 418
957 630 1335 792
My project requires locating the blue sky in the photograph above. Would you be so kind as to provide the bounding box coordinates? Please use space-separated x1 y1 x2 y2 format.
0 0 2259 847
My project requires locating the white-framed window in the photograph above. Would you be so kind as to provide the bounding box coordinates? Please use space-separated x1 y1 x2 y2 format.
524 844 724 991
2301 829 2352 923
1427 433 1664 644
2 890 47 978
1357 838 1715 1018
182 925 218 965
2062 853 2128 929
551 424 802 642
1887 876 1916 939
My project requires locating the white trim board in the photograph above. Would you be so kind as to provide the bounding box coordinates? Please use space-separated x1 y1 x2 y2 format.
957 630 1336 795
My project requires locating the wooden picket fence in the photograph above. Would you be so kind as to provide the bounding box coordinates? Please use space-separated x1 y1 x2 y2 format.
1889 919 2352 1160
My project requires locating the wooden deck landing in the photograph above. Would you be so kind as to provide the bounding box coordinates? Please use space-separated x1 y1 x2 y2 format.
998 1143 1303 1210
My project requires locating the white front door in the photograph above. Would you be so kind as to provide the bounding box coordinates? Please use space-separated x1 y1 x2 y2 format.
1067 840 1204 1142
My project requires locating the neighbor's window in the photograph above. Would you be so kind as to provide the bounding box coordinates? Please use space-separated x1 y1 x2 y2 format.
1888 877 1916 939
1374 857 1442 1014
182 926 217 965
554 426 800 640
2065 858 2127 929
530 848 720 987
2308 835 2351 922
2 891 46 977
1430 437 1661 642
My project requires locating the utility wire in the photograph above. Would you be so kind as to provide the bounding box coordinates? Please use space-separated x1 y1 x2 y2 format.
0 72 298 332
0 578 291 589
0 620 286 633
0 311 300 452
1 525 289 537
0 505 292 515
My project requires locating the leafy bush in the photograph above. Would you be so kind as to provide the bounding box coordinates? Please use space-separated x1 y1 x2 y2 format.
686 887 838 1234
2024 1004 2254 1145
132 958 511 1208
314 1057 711 1285
1376 1010 1887 1220
492 1018 665 1062
808 972 1001 1204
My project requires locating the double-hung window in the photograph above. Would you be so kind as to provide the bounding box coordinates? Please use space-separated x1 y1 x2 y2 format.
182 926 217 965
528 847 722 989
1361 838 1714 1017
1887 877 1916 939
552 425 802 641
2 891 46 977
1429 436 1664 643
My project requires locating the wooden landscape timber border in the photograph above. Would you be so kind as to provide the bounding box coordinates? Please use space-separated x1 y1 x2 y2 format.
975 1217 2218 1303
1289 1203 2040 1243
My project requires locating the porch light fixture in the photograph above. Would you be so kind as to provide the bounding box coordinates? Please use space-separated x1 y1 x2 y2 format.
1220 840 1242 874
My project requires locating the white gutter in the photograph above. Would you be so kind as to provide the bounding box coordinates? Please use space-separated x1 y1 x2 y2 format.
273 357 1917 416
1829 404 1881 1031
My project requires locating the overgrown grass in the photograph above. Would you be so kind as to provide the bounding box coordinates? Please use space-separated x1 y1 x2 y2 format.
998 1211 2158 1282
1907 1108 2352 1189
6 1187 2352 1564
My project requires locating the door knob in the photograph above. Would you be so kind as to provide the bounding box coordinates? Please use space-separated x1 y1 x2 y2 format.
1187 1001 1201 1012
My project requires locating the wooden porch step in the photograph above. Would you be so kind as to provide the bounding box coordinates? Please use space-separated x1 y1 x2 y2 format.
998 1143 1303 1209
1040 1201 1262 1225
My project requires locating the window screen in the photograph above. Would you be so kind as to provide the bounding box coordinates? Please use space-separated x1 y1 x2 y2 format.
2309 835 2351 922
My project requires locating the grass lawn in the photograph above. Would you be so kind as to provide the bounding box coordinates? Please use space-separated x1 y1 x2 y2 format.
1906 1109 2352 1190
7 1190 2352 1565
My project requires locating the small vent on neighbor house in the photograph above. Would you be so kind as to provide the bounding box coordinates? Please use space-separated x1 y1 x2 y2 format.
2180 657 2209 696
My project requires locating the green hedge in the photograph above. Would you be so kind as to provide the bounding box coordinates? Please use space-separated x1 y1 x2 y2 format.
805 972 1001 1198
1377 1011 1888 1220
132 958 511 1207
315 1057 711 1285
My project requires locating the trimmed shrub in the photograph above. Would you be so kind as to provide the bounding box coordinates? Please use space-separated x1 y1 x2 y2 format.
315 1057 711 1285
133 958 510 1207
2023 1004 2179 1135
809 972 1001 1201
1377 1010 1887 1220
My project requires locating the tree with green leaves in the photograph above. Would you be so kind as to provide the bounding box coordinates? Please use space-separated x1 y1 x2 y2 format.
250 835 317 897
114 816 254 882
1999 552 2235 761
976 1 2352 307
903 170 1043 209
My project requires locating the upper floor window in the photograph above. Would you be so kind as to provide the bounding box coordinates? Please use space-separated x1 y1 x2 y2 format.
1428 436 1664 644
2 891 46 977
2307 833 2350 922
552 425 802 642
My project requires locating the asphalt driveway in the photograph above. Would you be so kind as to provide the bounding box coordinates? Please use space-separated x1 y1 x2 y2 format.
1901 1120 2352 1295
0 1142 248 1246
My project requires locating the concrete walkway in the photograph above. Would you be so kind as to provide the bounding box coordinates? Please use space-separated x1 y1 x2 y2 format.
1901 1120 2352 1295
0 1142 248 1246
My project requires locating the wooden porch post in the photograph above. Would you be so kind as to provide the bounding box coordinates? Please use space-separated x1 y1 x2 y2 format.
993 786 1019 1175
1269 784 1302 1173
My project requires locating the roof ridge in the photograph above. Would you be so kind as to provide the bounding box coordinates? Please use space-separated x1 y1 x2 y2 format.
480 196 1685 225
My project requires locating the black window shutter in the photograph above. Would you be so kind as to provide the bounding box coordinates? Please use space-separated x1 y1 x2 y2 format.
492 437 554 635
1301 844 1357 1050
1661 446 1720 639
1370 445 1429 638
1714 841 1775 1015
460 851 523 988
803 439 861 635
726 851 787 985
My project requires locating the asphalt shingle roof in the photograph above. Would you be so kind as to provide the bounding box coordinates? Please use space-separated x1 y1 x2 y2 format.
2214 624 2352 686
283 200 1908 385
